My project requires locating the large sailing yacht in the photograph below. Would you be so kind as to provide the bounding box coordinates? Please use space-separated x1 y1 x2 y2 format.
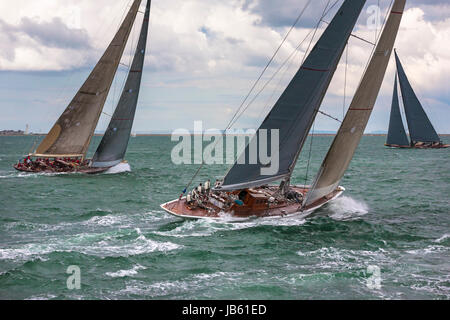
161 0 406 219
14 0 151 173
385 51 449 149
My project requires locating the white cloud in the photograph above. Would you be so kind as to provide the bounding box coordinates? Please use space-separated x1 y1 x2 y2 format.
0 0 449 133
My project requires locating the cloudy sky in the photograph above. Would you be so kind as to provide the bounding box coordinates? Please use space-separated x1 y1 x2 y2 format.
0 0 449 134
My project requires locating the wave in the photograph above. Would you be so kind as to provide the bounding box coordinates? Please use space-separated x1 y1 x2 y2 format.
154 214 307 238
0 171 67 179
0 231 181 261
118 271 244 297
105 162 131 174
325 196 369 221
106 264 146 278
434 234 450 244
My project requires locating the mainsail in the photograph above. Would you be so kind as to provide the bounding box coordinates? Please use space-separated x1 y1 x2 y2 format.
91 0 151 168
395 51 440 144
219 0 367 191
33 0 143 159
305 0 405 206
386 74 410 146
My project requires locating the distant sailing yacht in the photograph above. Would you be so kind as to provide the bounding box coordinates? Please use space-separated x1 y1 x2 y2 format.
385 51 449 148
14 0 151 173
161 0 406 219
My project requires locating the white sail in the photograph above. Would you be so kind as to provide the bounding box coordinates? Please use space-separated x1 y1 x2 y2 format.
305 0 406 206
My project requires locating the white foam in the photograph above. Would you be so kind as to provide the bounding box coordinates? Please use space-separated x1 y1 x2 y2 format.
0 232 181 261
106 265 146 278
85 214 122 227
406 245 447 255
105 162 131 174
154 214 307 238
326 196 369 221
296 247 395 269
435 234 450 243
118 271 244 297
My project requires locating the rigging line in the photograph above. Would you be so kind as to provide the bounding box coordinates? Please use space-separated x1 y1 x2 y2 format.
255 37 305 123
226 0 313 130
320 20 376 46
255 0 341 127
318 110 342 123
227 0 337 183
231 0 340 129
351 0 394 105
283 0 333 178
102 5 140 133
299 0 332 67
232 28 313 128
178 0 314 196
24 1 133 156
181 0 342 195
343 41 348 120
303 120 316 190
376 0 380 43
111 16 140 113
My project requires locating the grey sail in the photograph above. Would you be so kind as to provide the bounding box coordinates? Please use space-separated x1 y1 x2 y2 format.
395 51 440 144
33 0 142 159
219 0 367 191
91 0 151 168
386 74 409 146
305 0 405 206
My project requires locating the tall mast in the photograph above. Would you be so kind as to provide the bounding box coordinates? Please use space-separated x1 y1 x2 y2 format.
218 0 367 191
304 0 406 206
91 0 151 168
33 0 143 159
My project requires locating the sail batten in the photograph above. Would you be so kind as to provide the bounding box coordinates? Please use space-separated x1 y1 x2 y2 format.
34 0 143 158
395 51 440 144
386 74 410 146
91 0 151 168
304 0 406 206
219 0 367 191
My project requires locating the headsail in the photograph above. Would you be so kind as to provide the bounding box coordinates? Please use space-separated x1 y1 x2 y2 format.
91 0 151 168
386 74 409 146
33 0 143 159
395 51 440 144
219 0 367 191
304 0 405 206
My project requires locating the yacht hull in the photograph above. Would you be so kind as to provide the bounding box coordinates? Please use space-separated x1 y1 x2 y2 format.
161 185 345 220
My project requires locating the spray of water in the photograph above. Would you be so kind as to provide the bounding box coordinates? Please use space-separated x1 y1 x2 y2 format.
105 162 131 174
326 196 369 221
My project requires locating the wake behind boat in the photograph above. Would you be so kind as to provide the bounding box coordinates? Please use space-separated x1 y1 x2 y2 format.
161 0 406 220
13 0 152 174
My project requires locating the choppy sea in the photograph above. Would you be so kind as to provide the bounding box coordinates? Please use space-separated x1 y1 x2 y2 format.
0 135 449 299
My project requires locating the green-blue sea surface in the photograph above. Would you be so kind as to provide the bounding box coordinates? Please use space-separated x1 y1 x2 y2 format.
0 135 449 299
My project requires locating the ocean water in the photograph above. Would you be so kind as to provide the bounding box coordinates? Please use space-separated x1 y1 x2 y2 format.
0 135 449 300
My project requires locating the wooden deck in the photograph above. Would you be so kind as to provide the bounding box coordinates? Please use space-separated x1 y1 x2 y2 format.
13 163 110 174
161 186 345 220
